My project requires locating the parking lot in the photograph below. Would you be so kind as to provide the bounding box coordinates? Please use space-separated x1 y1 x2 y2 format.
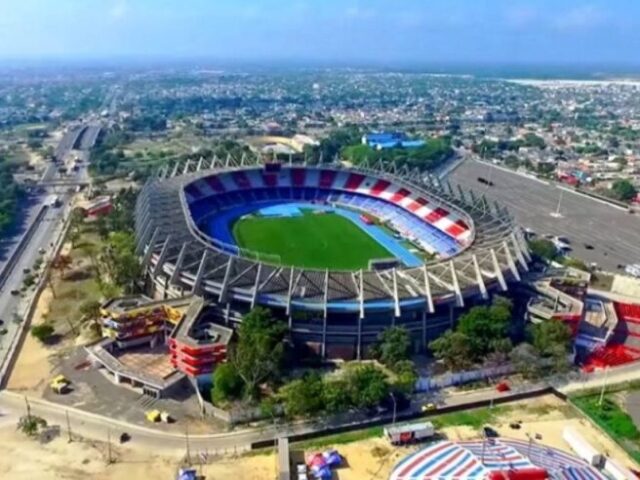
42 347 206 431
450 160 640 272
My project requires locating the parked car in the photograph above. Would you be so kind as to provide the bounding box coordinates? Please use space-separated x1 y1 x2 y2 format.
421 402 437 412
483 426 499 438
477 177 495 187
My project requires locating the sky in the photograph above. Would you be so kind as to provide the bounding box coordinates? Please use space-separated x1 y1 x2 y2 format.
0 0 639 67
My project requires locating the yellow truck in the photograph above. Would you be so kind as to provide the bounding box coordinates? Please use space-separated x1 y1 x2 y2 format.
145 409 161 422
50 375 70 394
145 410 173 423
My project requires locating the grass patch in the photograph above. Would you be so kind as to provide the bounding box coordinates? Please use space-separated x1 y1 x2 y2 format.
292 405 513 450
430 406 512 430
293 426 384 450
232 211 391 269
572 394 640 463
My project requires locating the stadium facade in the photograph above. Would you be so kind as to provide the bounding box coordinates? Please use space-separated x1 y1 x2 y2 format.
135 156 530 359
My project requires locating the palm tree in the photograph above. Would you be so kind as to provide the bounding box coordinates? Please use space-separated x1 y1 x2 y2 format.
51 254 72 282
68 209 85 248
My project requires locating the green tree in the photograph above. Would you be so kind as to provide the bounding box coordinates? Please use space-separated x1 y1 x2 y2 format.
17 415 47 437
229 308 287 400
101 231 140 293
68 209 85 248
610 179 637 202
529 320 572 355
528 239 557 261
30 324 55 343
345 364 390 409
392 359 418 394
280 373 324 418
510 343 543 379
341 144 373 164
429 330 474 371
373 326 412 369
211 363 244 404
79 300 102 320
521 133 546 149
323 379 351 412
456 300 511 358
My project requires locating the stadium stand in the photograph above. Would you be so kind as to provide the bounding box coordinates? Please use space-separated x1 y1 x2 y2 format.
186 168 472 258
137 160 530 359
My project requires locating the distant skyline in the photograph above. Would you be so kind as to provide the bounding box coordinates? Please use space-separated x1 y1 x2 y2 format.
1 0 639 68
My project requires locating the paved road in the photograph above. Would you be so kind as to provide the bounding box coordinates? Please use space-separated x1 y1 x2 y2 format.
0 383 546 455
450 160 640 271
0 122 94 376
0 198 70 367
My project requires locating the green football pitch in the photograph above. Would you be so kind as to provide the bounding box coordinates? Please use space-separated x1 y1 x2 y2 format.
232 210 392 269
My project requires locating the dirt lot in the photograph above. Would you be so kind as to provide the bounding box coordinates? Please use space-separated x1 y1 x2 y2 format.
8 236 105 395
303 395 639 480
0 395 636 480
0 420 274 480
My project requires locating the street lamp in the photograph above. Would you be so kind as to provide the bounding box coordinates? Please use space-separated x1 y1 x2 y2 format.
598 366 610 408
389 392 397 426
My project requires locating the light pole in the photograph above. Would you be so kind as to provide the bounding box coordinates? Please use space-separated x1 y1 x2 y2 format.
526 433 534 459
598 366 610 408
389 392 397 426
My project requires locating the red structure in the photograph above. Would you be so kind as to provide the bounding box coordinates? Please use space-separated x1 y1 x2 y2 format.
80 196 113 219
582 301 640 371
169 338 228 377
168 298 232 377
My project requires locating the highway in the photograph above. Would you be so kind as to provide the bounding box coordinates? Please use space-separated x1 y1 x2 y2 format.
0 199 69 365
0 124 95 380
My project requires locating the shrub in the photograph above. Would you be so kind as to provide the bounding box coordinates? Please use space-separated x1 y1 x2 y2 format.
30 324 55 343
211 363 243 404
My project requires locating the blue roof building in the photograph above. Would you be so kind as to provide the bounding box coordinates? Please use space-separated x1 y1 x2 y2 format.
362 132 426 150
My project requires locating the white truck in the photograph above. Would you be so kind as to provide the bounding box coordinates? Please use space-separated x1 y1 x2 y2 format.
47 195 61 208
385 422 435 445
562 427 605 468
604 458 636 480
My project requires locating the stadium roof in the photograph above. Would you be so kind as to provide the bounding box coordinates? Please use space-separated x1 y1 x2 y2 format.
135 156 529 315
389 439 607 480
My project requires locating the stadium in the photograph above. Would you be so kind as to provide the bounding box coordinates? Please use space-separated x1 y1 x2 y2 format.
135 157 530 358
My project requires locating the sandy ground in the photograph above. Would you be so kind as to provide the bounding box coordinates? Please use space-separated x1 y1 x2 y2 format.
611 275 640 299
0 395 636 480
308 395 640 480
0 420 275 480
8 239 89 395
7 286 55 394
